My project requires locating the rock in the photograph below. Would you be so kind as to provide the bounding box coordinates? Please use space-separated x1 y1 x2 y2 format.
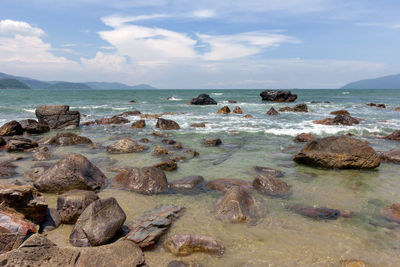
288 204 341 220
6 136 38 152
330 110 350 116
0 160 17 178
82 121 96 126
250 166 284 177
139 138 150 143
395 107 400 111
380 204 400 223
57 190 99 224
113 167 168 194
19 119 50 135
152 131 167 137
40 208 61 232
153 146 172 156
243 114 253 118
207 178 253 193
24 165 51 181
366 103 386 108
156 118 180 130
0 121 24 136
384 130 400 141
379 149 400 164
164 234 224 256
278 103 308 112
69 197 126 247
293 135 380 169
340 259 369 267
129 100 137 103
0 210 37 254
106 138 147 154
252 174 292 197
191 123 206 128
217 106 231 114
118 110 141 117
260 90 297 102
0 184 47 223
162 139 176 145
189 94 217 105
124 205 184 248
153 160 178 171
293 133 315 143
34 154 107 193
46 132 93 146
215 186 259 223
184 149 200 158
140 114 162 119
0 137 5 147
35 105 80 129
202 138 222 147
169 176 206 194
95 116 129 125
313 115 360 126
32 146 51 161
131 120 145 129
266 107 279 115
232 106 243 114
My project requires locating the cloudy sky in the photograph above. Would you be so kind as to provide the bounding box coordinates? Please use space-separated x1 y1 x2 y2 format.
0 0 399 88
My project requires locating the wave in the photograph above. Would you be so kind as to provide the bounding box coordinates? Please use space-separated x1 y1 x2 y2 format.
167 97 183 101
211 93 223 96
342 92 350 95
22 108 35 113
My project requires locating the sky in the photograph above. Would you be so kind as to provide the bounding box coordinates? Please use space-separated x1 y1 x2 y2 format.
0 0 399 89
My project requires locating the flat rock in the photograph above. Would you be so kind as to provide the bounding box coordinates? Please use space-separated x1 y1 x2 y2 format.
164 234 224 256
36 105 80 129
169 176 206 194
288 204 341 220
57 189 99 224
189 94 217 105
293 133 316 143
252 174 292 197
106 138 147 153
0 121 23 136
6 136 38 152
278 103 308 112
156 118 180 130
250 166 284 177
313 115 360 126
380 203 400 223
260 90 297 102
378 149 400 164
19 119 50 135
95 116 129 125
366 103 385 108
207 178 253 193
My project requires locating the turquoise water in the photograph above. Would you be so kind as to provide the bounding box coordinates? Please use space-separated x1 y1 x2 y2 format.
1 89 400 266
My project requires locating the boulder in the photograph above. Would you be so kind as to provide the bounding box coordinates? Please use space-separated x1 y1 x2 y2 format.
169 176 206 194
19 119 50 135
40 208 61 232
0 121 23 136
207 178 253 193
278 103 308 112
124 205 184 248
217 106 230 114
252 174 292 197
34 154 107 193
260 90 297 102
95 116 129 125
162 139 176 145
380 204 400 223
313 115 360 126
0 160 17 178
153 160 178 171
191 122 206 128
118 110 141 117
45 132 93 146
6 136 38 152
293 136 380 169
156 118 180 130
131 120 145 129
250 166 284 177
266 107 279 115
384 130 400 141
293 133 315 143
243 114 253 118
106 138 147 153
69 197 126 247
113 167 168 194
215 186 259 223
330 110 350 116
57 190 99 224
379 149 400 164
32 146 52 161
24 164 53 181
35 105 80 129
152 131 167 137
0 184 47 223
164 234 225 256
153 146 172 156
202 138 222 147
287 204 341 220
189 94 217 105
366 103 386 108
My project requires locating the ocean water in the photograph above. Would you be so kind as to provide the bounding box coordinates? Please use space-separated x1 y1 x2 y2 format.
1 89 400 266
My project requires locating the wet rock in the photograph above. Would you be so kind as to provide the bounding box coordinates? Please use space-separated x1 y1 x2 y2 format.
0 137 5 147
129 100 137 103
293 133 316 143
70 197 126 247
217 106 231 114
330 110 350 116
384 130 400 141
202 138 222 147
293 135 380 169
153 160 178 171
40 208 61 232
57 190 99 224
395 107 400 111
32 146 51 161
152 131 167 137
379 149 400 164
189 94 217 105
250 166 284 177
6 136 38 152
184 149 200 158
266 107 279 115
380 203 400 223
164 234 225 256
113 167 168 194
156 118 180 130
366 103 386 108
131 120 145 129
252 174 292 197
228 100 237 103
24 166 49 181
207 178 253 193
232 106 243 114
34 154 107 193
288 204 341 220
169 176 206 194
153 146 172 156
140 113 162 119
139 138 150 143
48 132 93 146
313 115 360 126
118 110 141 117
340 260 369 267
21 120 50 135
278 103 308 112
172 142 183 150
95 116 129 125
260 90 297 102
191 122 206 128
106 138 147 153
124 205 184 248
0 120 23 136
35 105 80 129
243 114 253 118
0 160 17 178
162 139 176 145
215 186 259 223
82 121 96 126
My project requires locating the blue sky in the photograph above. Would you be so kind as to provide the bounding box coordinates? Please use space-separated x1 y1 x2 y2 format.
0 0 399 88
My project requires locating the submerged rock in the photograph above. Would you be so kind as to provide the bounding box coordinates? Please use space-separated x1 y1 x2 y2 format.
0 121 23 136
217 106 231 114
124 205 184 248
380 204 400 223
131 120 146 129
118 110 141 117
153 160 178 171
32 146 52 161
153 146 172 156
156 118 180 130
70 197 126 247
45 132 92 146
191 122 206 128
250 166 284 177
260 90 297 102
366 103 386 108
6 136 38 152
293 135 380 169
288 204 341 220
0 160 17 178
266 107 279 115
36 105 80 129
189 94 217 105
169 176 206 194
57 189 99 224
293 133 316 143
384 130 400 141
253 174 292 197
330 110 350 116
202 138 222 147
278 104 308 112
207 178 253 193
379 149 400 164
106 138 147 153
164 234 224 256
0 137 5 147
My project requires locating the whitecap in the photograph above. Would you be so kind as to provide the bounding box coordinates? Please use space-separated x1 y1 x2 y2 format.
342 92 350 95
22 109 35 113
211 93 223 96
167 97 183 101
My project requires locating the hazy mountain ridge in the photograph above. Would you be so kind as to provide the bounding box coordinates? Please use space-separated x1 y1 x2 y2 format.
0 78 30 89
341 74 400 89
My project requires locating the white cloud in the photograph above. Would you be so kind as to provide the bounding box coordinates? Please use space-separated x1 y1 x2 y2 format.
0 19 45 37
81 52 128 72
101 14 169 27
193 9 216 18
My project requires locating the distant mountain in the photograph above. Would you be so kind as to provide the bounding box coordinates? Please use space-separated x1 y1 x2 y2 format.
0 78 30 89
341 74 400 89
0 71 157 90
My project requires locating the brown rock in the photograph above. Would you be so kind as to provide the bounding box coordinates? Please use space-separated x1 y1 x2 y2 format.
379 149 400 164
260 90 297 102
395 107 400 111
250 166 284 177
129 100 136 103
32 146 52 161
288 204 341 220
35 105 80 129
191 122 206 128
202 138 222 147
217 106 230 114
57 190 99 224
293 133 315 143
139 138 150 143
106 138 147 153
152 131 167 137
366 103 385 108
164 234 224 256
340 260 369 267
330 110 350 116
95 116 129 125
118 110 141 116
153 146 172 156
169 176 205 193
232 106 243 114
266 107 279 115
156 118 180 130
131 120 145 129
253 174 292 197
207 178 253 193
19 119 50 135
6 136 38 152
313 115 360 126
0 121 24 136
46 132 93 146
384 130 400 141
380 203 400 223
0 160 17 178
162 139 176 145
153 160 178 171
243 114 253 118
278 103 308 112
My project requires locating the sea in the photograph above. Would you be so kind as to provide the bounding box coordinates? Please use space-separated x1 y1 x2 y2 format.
1 89 400 266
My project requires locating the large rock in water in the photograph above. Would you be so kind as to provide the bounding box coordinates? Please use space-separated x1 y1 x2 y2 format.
19 119 50 135
69 197 126 247
293 136 380 169
35 105 80 129
34 154 107 193
189 94 217 105
57 190 99 224
156 118 180 130
384 130 400 141
106 138 147 154
44 132 92 146
164 234 225 256
379 149 400 164
112 167 168 194
279 104 308 112
260 90 297 102
313 115 360 126
0 120 23 136
6 136 38 152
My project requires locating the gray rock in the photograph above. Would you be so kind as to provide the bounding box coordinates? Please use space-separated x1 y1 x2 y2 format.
35 105 80 129
6 136 38 152
57 189 99 224
40 208 61 232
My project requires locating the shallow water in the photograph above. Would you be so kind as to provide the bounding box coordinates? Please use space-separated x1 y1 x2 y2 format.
1 89 400 266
